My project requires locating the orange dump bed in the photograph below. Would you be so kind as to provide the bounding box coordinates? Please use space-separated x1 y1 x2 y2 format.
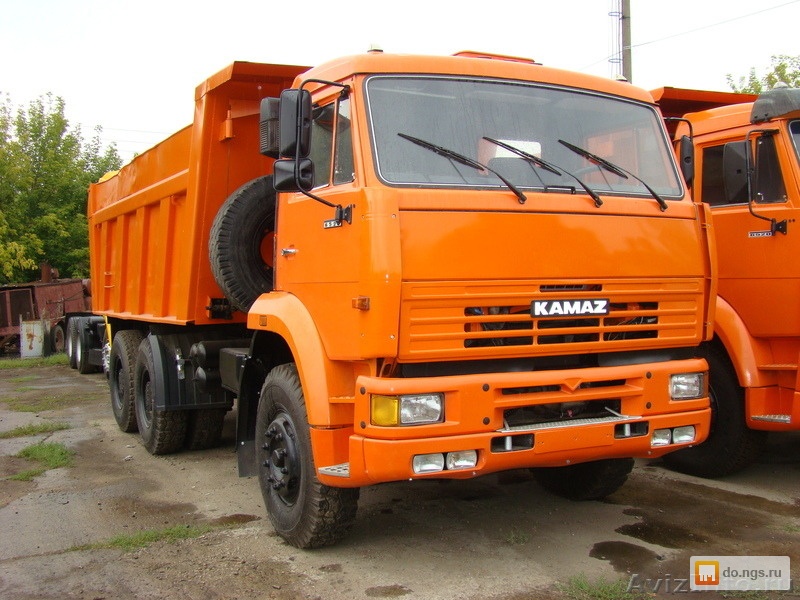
88 61 307 325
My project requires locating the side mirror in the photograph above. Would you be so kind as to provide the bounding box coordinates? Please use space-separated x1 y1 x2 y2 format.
273 158 314 192
279 89 312 158
678 135 694 185
722 141 749 204
259 98 280 159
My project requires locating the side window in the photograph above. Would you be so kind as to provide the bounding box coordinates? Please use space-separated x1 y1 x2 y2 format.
700 145 728 206
754 134 787 203
334 97 354 185
308 97 355 189
309 104 335 188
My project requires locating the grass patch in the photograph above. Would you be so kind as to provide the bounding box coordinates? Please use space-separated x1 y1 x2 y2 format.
1 395 70 413
76 524 215 552
8 375 37 383
0 421 70 439
505 528 531 545
7 441 74 481
559 574 639 600
0 354 68 369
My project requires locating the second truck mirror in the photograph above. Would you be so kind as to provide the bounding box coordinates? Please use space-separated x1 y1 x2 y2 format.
279 89 312 159
722 141 749 204
679 135 694 185
273 158 314 192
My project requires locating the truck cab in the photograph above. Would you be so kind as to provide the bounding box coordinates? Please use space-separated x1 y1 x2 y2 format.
654 86 800 477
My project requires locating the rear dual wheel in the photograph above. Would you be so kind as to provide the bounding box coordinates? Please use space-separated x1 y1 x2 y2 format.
110 329 144 433
134 338 187 455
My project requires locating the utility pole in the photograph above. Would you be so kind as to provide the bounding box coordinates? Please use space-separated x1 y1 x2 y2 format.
622 0 632 82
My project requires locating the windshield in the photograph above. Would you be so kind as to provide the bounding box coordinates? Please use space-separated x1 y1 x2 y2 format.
365 76 682 199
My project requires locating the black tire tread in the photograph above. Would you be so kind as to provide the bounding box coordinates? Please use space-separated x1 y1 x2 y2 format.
663 345 766 478
209 176 276 313
134 339 188 455
67 318 78 369
533 458 634 501
185 408 227 451
257 363 359 549
110 329 144 433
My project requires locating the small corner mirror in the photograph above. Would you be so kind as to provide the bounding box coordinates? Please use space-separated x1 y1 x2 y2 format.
273 158 314 192
679 135 694 185
259 98 280 159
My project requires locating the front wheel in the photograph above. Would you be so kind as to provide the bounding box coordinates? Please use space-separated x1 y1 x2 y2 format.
663 346 766 478
532 458 634 500
256 363 359 548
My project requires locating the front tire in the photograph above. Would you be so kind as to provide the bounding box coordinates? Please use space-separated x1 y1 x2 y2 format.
663 346 766 477
532 458 634 500
256 363 359 548
109 329 144 433
134 337 187 455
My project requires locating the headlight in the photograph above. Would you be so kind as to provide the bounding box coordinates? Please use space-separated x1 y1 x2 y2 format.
371 393 444 426
670 372 705 400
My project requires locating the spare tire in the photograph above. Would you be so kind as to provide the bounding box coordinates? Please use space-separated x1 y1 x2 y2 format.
209 176 276 312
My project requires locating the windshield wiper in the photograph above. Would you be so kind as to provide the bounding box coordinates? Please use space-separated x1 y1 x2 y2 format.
482 136 604 208
398 133 527 204
558 139 668 211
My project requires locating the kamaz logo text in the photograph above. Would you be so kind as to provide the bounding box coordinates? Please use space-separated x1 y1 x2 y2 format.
531 299 610 317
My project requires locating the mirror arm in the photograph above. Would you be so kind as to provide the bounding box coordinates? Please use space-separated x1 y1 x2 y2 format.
744 129 788 235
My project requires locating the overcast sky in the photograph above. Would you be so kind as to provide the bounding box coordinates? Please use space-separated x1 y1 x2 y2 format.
2 0 798 161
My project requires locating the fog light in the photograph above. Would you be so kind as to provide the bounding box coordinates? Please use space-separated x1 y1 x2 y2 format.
445 450 478 470
413 453 445 474
670 372 705 400
672 425 696 444
652 428 672 447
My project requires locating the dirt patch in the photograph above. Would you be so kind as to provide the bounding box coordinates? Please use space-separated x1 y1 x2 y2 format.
0 363 798 599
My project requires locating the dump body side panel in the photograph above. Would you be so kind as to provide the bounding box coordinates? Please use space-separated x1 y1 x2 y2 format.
88 62 307 325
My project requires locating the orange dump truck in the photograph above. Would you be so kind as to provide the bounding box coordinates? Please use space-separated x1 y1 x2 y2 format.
88 52 713 548
654 86 800 477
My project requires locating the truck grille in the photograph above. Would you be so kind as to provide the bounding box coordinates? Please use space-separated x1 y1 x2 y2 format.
398 279 702 361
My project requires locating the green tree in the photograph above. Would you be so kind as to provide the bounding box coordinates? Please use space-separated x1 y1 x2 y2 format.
0 93 121 283
727 54 800 94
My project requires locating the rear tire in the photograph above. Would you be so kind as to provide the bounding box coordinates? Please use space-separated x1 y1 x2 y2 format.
209 176 276 313
532 458 634 500
67 318 79 369
134 337 187 455
256 363 359 548
109 329 144 433
185 408 227 450
50 322 66 354
663 346 766 477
